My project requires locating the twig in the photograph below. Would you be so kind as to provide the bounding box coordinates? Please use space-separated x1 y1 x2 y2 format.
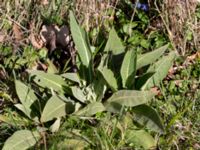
5 14 29 32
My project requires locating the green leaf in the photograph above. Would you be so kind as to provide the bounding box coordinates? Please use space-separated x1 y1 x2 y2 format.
41 95 74 122
123 22 138 34
120 50 137 88
135 72 155 90
61 73 81 85
106 90 154 113
98 67 118 92
14 104 39 122
47 59 58 73
92 75 107 101
104 28 125 55
15 80 39 119
2 130 41 150
75 102 105 116
50 118 61 133
69 11 92 68
133 105 164 133
28 70 67 93
140 39 150 49
137 44 169 70
71 86 87 103
142 51 176 90
125 129 156 149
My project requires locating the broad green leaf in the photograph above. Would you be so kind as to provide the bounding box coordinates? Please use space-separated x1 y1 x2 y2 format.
142 51 176 90
15 80 39 119
120 49 137 88
61 73 81 85
98 67 118 92
14 104 39 122
104 28 125 55
125 129 156 149
28 70 66 93
75 102 105 116
133 105 164 133
69 11 91 67
71 86 87 103
41 95 74 122
2 130 41 150
50 118 61 133
106 90 154 113
92 75 107 101
137 44 169 70
135 72 155 90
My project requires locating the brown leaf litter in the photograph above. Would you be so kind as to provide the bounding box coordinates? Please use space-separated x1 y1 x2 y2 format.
13 23 23 41
0 31 6 43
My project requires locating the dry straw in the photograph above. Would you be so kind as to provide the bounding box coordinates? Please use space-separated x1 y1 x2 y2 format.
156 0 199 55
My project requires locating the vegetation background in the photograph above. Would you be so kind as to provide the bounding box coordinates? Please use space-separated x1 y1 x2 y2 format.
0 0 200 149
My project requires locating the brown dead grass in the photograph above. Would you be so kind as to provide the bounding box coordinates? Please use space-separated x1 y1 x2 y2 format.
156 0 199 55
74 0 117 31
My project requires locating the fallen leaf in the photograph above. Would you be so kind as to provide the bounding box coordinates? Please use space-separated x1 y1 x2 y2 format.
0 32 6 43
30 33 44 49
150 87 161 96
174 80 182 86
13 23 23 41
183 50 200 65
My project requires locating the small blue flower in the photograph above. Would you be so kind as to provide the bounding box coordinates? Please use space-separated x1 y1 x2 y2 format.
136 2 149 11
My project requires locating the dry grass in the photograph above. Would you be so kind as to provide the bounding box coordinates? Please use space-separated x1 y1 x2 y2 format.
155 0 199 55
0 0 199 56
74 0 118 31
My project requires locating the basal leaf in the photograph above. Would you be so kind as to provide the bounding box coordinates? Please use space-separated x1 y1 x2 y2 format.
41 95 74 122
15 80 39 119
28 70 67 93
61 73 81 85
98 67 118 92
104 28 125 55
50 118 61 133
142 51 176 90
137 44 169 70
106 90 154 113
92 75 107 101
14 104 39 122
69 11 92 68
135 72 155 90
75 102 105 116
71 86 87 103
120 49 137 89
2 130 41 150
125 129 156 149
133 104 164 133
70 11 93 83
